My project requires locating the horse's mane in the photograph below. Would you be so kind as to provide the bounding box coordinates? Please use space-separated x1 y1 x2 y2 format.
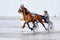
24 7 30 15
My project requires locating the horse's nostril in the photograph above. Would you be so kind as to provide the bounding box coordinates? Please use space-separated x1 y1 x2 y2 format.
18 10 21 13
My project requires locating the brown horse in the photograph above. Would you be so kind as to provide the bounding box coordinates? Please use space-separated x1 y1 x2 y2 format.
18 5 47 31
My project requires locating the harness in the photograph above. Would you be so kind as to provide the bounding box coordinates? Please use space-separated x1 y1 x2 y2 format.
31 12 36 17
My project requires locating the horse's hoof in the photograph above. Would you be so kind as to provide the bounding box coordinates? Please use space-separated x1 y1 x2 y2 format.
22 26 25 29
22 27 24 29
30 28 33 31
45 28 48 31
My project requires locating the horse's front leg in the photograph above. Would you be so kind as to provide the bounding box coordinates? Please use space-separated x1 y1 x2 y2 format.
22 22 26 29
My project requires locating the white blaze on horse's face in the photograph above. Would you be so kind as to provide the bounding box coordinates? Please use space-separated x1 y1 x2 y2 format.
19 8 22 10
18 7 21 13
19 7 23 13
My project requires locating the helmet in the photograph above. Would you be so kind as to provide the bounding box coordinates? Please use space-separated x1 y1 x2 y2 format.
44 10 47 14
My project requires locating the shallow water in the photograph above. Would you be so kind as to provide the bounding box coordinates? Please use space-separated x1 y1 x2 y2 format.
0 17 60 40
0 32 60 40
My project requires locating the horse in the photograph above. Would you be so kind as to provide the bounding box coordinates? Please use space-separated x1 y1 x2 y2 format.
18 5 48 31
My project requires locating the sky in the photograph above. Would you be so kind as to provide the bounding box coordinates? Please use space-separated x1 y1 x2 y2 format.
0 0 60 16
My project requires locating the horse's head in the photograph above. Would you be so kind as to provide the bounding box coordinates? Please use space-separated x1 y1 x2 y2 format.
18 5 29 15
18 5 25 13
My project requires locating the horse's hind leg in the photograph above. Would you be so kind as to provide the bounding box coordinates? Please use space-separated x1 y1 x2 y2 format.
41 22 48 30
32 21 36 28
38 18 47 30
